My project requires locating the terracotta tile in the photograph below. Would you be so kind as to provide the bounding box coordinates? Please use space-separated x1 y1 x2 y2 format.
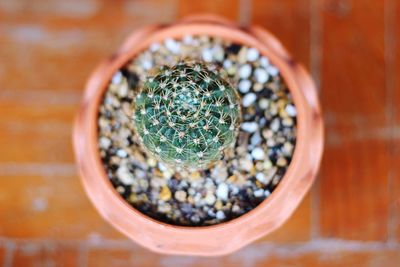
0 174 124 240
10 241 80 267
257 192 311 243
0 242 6 266
177 0 240 21
392 0 400 241
0 102 76 163
251 0 311 67
86 243 400 267
319 0 389 240
0 0 178 92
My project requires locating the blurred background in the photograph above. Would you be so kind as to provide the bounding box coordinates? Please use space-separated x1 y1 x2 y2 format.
0 0 399 266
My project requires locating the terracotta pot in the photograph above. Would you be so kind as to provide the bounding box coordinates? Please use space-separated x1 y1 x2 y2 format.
73 15 324 256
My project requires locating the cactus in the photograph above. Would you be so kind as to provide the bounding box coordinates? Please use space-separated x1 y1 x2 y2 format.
133 61 241 169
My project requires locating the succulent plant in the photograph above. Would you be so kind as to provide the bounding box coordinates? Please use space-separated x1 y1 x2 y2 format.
133 61 241 169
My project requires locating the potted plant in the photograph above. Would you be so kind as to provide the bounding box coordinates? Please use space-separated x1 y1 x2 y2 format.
73 15 323 256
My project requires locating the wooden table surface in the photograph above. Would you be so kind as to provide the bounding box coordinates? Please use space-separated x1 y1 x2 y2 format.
0 0 399 266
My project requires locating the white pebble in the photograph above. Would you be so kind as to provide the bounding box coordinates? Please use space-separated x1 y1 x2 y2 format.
111 71 123 84
239 64 252 79
254 68 269 83
116 149 127 158
149 42 160 52
254 189 264 197
164 38 180 54
223 59 232 69
216 210 226 220
216 183 229 201
251 147 265 160
256 172 267 184
264 190 271 197
141 59 153 70
117 83 128 97
285 104 297 117
116 165 134 185
267 66 279 76
213 45 225 61
246 48 260 61
259 98 269 109
260 57 270 67
205 194 216 205
270 118 280 132
238 79 252 93
250 132 262 146
183 35 194 45
242 93 257 107
202 48 213 62
241 122 258 133
99 137 111 149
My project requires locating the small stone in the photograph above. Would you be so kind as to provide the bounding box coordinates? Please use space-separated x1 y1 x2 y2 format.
158 203 171 213
246 47 260 61
189 171 201 180
159 186 172 201
232 204 241 213
116 149 127 158
216 210 226 220
116 165 134 185
259 98 269 109
202 48 213 62
213 45 225 61
164 38 180 54
251 147 265 160
238 79 252 93
283 142 294 155
116 186 125 194
285 104 297 117
250 132 262 146
242 93 257 107
216 183 229 201
270 118 280 132
253 83 263 92
99 137 111 149
239 64 252 79
174 190 187 202
205 194 216 205
149 42 160 52
111 71 123 84
211 163 228 181
254 189 264 197
182 35 193 44
255 172 267 184
264 190 271 197
240 158 254 172
241 122 258 133
223 59 232 69
254 68 269 83
214 200 223 210
260 57 270 67
147 158 157 167
267 66 279 76
117 83 128 98
277 157 288 167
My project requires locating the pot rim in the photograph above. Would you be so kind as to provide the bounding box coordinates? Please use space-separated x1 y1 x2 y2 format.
73 16 324 256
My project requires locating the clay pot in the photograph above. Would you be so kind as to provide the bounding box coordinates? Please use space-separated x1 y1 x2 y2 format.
73 15 324 256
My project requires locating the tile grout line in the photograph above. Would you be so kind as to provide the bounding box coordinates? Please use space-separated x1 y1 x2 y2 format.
238 0 252 26
0 163 77 177
384 0 398 244
309 0 323 240
2 240 15 267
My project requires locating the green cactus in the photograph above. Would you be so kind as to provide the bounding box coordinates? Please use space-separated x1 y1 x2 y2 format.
133 61 241 169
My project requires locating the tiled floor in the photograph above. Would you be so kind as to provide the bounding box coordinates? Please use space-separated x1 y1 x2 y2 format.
0 0 399 266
